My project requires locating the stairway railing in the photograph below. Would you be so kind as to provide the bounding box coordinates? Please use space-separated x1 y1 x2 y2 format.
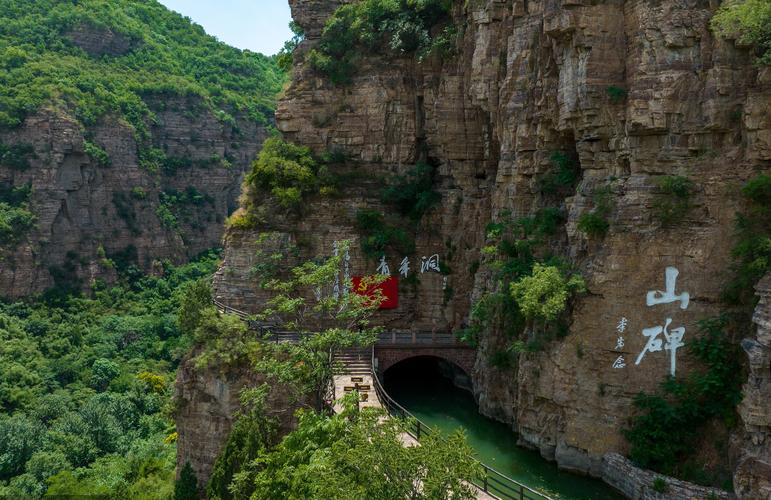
370 347 552 500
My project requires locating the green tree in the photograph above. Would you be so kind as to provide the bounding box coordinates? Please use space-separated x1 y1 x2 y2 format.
711 0 771 65
510 263 585 323
246 137 319 209
174 462 198 500
233 393 481 499
254 241 386 410
178 278 214 336
90 358 121 391
207 387 276 500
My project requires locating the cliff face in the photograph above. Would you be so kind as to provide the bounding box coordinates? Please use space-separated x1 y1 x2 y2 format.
209 0 770 494
0 101 267 297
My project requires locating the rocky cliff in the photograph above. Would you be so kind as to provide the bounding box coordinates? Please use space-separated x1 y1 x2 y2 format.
0 103 266 297
205 0 770 496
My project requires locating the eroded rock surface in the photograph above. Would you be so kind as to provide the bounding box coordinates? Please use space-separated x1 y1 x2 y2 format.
0 100 267 297
207 0 770 494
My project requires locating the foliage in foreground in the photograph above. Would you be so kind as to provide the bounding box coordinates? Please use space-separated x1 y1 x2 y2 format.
213 392 481 500
624 316 743 488
711 0 771 65
0 251 219 497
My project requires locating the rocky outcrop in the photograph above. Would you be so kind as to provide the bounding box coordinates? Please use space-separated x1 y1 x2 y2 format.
734 275 771 499
0 100 267 297
207 0 770 494
175 352 305 487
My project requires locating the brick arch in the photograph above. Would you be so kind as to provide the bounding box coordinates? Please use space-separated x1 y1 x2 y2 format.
375 347 476 378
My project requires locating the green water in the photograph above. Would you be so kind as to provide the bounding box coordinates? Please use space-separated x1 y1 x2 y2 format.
383 357 623 500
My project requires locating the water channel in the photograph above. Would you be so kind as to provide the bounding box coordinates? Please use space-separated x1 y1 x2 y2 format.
383 356 624 500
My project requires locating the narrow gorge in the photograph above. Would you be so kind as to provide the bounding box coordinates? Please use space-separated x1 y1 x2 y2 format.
178 0 770 498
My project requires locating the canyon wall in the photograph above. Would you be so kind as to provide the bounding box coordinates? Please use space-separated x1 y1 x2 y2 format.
205 0 770 495
0 99 267 297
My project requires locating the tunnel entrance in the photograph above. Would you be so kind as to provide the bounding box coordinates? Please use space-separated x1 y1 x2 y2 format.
383 355 472 398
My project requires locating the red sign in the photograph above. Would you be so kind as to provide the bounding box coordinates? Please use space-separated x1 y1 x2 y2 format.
351 276 399 309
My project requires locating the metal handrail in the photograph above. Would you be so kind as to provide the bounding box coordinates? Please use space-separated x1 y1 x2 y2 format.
369 347 551 500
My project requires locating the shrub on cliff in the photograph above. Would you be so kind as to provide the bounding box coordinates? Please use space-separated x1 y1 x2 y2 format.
723 173 771 305
245 138 337 210
711 0 771 65
624 316 743 487
308 0 454 84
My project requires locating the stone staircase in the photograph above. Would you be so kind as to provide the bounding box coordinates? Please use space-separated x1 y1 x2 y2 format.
332 347 380 410
334 347 372 376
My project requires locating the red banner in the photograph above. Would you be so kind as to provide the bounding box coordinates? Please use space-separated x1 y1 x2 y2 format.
351 276 399 309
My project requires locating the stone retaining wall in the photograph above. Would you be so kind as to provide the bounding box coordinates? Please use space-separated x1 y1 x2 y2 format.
602 453 733 499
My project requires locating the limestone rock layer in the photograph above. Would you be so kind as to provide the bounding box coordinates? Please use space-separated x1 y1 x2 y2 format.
211 0 770 495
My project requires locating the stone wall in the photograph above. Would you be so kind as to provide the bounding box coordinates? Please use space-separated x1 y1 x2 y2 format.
601 453 733 500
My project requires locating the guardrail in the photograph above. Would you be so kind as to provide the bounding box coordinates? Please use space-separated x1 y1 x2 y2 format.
214 300 470 348
370 348 551 500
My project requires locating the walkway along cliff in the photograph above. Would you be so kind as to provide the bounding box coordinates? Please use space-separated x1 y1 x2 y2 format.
176 0 771 497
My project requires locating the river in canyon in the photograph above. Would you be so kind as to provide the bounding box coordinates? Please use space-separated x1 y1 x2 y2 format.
383 356 624 500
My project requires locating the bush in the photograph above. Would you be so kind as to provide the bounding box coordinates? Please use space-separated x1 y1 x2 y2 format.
624 316 743 481
576 184 613 238
174 462 198 500
577 212 610 237
311 0 453 84
711 0 771 65
382 162 441 220
0 183 35 245
0 143 35 170
83 141 110 166
509 264 585 322
653 175 695 227
539 151 580 195
652 477 668 493
355 209 415 259
724 174 771 305
605 86 627 103
246 138 321 209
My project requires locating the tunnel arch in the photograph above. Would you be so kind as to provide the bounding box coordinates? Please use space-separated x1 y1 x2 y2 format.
382 354 474 396
375 347 476 377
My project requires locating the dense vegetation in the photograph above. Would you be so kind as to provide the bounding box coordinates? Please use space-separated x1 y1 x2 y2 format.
210 392 480 499
0 251 219 497
0 0 285 136
461 203 584 359
711 0 771 65
309 0 456 84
